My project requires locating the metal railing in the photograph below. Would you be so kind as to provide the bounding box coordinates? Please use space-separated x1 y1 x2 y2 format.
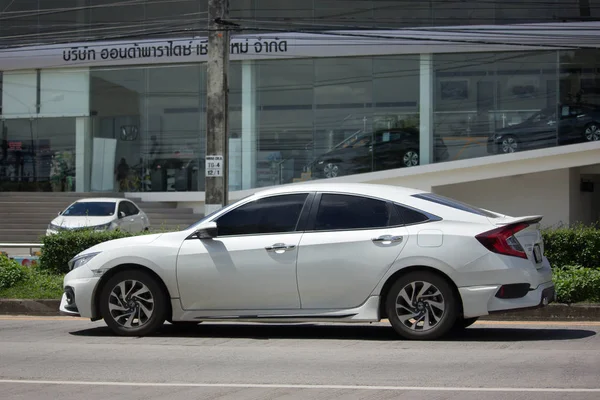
0 243 43 256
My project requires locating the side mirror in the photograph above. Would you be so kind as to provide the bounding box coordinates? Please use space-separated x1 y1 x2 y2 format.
119 211 126 219
195 221 217 239
57 211 62 216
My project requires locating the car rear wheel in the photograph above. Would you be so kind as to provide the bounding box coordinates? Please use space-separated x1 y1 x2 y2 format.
402 149 419 167
585 123 599 141
323 162 342 178
386 271 458 340
99 270 167 336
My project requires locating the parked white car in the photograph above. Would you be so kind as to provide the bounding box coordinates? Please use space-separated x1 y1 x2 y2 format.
47 198 150 235
59 183 555 340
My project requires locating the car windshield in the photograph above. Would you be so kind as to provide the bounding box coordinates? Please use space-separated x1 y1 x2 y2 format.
62 202 117 217
342 133 372 148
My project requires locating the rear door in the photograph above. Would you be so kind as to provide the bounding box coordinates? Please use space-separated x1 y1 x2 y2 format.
296 193 410 309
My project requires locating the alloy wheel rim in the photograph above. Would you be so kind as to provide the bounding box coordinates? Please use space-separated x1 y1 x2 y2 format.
502 137 517 153
585 125 599 141
108 279 155 328
395 281 446 332
403 151 419 167
324 163 339 178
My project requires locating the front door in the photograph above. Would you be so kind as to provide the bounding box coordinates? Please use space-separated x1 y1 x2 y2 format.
176 193 312 311
296 193 410 310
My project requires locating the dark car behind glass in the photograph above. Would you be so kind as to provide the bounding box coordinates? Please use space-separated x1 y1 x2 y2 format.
311 128 449 179
487 103 600 154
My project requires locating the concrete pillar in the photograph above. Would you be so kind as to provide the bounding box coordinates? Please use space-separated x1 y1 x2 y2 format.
75 117 92 192
241 60 257 190
419 53 434 165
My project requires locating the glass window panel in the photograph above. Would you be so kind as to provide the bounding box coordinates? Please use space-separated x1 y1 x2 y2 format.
313 193 390 231
0 117 76 192
216 193 309 236
256 59 314 187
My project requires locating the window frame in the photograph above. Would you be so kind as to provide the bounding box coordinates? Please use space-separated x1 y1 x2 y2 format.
304 192 438 233
212 192 316 238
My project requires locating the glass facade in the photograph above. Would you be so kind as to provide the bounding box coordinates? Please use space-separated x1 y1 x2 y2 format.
0 0 596 48
1 26 599 192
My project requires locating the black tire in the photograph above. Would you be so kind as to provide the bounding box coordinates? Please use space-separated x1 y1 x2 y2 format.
500 134 519 153
584 122 600 142
99 269 167 336
401 149 419 167
453 317 478 330
386 271 458 340
323 161 343 178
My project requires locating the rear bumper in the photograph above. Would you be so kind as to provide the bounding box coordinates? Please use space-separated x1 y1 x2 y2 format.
459 280 556 319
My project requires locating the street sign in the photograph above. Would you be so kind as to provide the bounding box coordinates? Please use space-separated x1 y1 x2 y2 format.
205 155 224 177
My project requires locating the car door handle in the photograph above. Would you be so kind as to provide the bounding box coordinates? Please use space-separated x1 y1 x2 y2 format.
372 235 403 243
265 243 296 252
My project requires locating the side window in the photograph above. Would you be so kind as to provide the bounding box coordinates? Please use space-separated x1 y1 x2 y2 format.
390 203 430 226
126 201 140 215
117 202 127 216
313 194 390 231
216 193 309 236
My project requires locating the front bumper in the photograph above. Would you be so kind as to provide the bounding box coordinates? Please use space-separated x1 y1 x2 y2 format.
59 266 101 319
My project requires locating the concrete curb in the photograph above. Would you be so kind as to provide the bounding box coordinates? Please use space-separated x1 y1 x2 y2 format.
480 304 600 321
0 299 599 320
0 299 60 316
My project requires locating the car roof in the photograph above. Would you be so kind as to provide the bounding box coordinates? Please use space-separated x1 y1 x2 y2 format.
74 198 123 203
252 182 427 199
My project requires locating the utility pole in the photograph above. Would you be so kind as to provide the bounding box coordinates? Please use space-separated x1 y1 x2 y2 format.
205 0 230 216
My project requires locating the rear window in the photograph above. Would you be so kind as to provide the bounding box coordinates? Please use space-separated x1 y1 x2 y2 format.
412 193 499 218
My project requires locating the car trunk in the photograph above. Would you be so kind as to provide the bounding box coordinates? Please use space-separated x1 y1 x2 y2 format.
487 215 545 269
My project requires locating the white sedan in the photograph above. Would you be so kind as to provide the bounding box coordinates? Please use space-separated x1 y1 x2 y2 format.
59 183 555 340
47 198 150 235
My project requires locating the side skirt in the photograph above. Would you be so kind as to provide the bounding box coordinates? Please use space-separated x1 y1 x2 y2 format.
170 295 381 323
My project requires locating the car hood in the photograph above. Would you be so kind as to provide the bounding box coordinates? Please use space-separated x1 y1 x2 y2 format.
82 233 165 254
51 216 115 228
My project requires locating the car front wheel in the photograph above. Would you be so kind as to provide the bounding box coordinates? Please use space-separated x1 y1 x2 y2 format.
386 271 458 340
99 270 167 336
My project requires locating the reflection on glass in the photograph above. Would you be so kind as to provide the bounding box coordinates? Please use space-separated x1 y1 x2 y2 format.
0 118 76 192
90 64 208 193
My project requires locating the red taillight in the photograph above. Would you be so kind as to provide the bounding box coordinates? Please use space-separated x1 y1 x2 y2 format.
475 222 529 259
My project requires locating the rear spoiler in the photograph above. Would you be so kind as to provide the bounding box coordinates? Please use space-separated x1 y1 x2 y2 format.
489 215 543 227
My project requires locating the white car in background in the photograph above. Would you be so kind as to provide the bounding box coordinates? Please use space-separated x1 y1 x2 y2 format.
47 198 150 235
59 183 555 340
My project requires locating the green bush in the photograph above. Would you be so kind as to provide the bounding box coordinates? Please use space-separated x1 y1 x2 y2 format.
39 229 143 274
553 265 600 304
0 263 64 299
0 255 28 289
542 224 600 270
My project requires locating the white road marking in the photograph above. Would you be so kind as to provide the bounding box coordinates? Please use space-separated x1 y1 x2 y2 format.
0 380 599 392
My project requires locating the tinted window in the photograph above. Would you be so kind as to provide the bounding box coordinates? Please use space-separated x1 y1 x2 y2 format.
62 202 116 217
216 194 308 236
125 201 139 215
314 194 390 231
390 203 430 225
412 193 498 218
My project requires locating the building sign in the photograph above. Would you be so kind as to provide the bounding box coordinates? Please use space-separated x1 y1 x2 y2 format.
61 38 289 63
205 155 224 177
0 22 599 71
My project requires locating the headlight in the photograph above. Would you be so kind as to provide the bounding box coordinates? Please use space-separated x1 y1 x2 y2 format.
68 252 101 271
48 223 61 230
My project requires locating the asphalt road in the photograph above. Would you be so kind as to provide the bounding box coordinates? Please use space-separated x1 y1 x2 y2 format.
1 317 599 400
